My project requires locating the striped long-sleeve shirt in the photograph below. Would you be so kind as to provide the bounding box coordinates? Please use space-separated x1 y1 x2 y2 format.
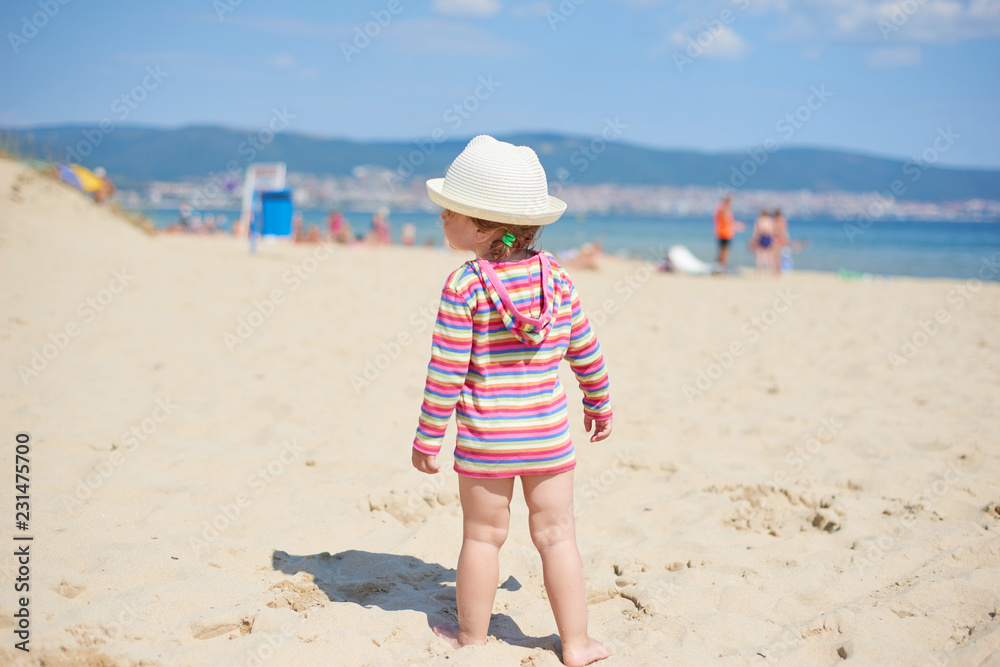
413 251 612 478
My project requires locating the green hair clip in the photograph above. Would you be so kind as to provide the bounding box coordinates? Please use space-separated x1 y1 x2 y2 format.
501 231 516 247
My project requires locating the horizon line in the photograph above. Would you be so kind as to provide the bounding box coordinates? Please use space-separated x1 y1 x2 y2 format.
3 122 998 173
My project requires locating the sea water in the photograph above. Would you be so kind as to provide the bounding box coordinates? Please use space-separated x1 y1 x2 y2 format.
144 209 1000 282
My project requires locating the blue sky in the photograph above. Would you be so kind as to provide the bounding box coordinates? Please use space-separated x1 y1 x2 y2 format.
2 0 999 168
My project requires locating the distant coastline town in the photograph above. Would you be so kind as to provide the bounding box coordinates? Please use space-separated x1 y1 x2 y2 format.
117 167 1000 222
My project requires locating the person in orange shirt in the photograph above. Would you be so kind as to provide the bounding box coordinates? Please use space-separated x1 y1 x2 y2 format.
713 194 744 273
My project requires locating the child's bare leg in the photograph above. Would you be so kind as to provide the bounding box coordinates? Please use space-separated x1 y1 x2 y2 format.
435 475 514 648
522 472 610 667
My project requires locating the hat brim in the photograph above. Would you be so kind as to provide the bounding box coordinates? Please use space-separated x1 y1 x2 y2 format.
426 178 566 226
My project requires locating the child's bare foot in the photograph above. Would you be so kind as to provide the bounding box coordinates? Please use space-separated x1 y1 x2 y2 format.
433 623 462 649
433 622 488 649
562 638 611 667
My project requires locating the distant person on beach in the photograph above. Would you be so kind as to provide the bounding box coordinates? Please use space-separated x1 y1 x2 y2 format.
401 222 417 246
773 209 789 273
93 167 115 204
411 136 612 666
558 241 603 271
233 212 248 237
368 209 392 245
328 211 353 244
749 209 776 273
713 194 744 273
177 204 192 230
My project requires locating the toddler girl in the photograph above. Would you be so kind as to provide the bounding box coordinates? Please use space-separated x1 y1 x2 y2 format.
411 135 613 666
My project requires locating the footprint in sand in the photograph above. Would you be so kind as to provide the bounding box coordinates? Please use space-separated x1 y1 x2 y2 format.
583 559 693 617
708 483 846 535
191 613 254 640
56 579 86 599
366 487 459 526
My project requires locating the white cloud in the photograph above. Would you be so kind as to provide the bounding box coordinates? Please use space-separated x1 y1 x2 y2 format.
510 2 552 19
703 25 752 59
970 0 1000 19
865 45 923 67
635 1 1000 46
744 0 791 15
766 13 817 42
186 14 345 37
614 0 671 8
669 25 752 60
389 19 528 55
793 0 1000 43
798 44 826 61
271 54 295 68
432 0 503 17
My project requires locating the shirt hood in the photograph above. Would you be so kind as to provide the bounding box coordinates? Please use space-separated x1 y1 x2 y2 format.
471 252 558 346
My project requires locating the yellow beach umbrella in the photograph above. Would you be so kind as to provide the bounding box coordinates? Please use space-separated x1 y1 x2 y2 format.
70 164 104 193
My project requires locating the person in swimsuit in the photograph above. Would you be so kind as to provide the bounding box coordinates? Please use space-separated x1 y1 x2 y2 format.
412 136 613 666
773 209 789 273
750 209 777 273
713 194 745 273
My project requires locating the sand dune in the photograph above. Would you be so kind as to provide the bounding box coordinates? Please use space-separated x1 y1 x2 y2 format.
1 157 999 666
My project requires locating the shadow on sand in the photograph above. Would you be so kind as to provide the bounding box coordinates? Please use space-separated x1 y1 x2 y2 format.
272 549 558 651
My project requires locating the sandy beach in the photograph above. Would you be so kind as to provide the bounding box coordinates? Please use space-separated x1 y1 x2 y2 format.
2 157 999 666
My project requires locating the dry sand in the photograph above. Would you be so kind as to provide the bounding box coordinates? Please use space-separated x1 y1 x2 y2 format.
1 157 999 666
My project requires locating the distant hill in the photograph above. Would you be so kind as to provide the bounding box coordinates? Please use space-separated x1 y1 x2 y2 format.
5 124 999 202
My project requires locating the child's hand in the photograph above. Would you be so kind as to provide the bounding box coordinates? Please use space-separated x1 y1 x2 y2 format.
584 416 613 442
412 448 441 474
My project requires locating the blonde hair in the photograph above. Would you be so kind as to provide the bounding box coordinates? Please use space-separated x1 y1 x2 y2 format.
471 217 542 261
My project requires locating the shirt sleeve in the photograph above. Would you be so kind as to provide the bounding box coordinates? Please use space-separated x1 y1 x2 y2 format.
564 282 613 421
413 278 475 455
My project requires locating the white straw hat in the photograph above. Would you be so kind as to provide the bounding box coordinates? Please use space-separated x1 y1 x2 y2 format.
426 135 566 226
